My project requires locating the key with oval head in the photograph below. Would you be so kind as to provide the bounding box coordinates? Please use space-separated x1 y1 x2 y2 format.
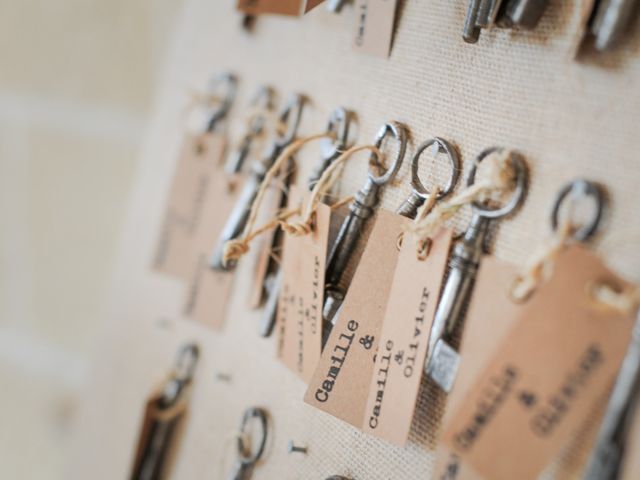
424 147 527 393
321 122 408 347
224 85 275 176
227 407 268 480
259 107 355 337
202 73 238 134
210 94 305 271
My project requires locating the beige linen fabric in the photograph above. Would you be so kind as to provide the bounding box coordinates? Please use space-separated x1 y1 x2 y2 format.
69 1 640 479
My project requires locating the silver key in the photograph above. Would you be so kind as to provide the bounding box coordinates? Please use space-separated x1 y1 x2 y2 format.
424 148 527 392
463 0 483 43
321 122 408 347
591 0 639 51
204 73 238 133
227 407 268 480
327 0 348 13
259 107 355 337
504 0 548 29
210 94 305 271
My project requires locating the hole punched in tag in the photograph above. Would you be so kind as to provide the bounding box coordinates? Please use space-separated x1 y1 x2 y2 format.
227 407 269 480
130 343 199 480
422 147 528 393
508 179 605 303
321 121 409 347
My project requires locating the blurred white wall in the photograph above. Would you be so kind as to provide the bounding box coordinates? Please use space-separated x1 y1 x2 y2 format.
0 1 183 478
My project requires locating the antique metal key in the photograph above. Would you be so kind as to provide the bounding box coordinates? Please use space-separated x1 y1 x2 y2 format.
321 122 408 347
131 343 199 480
259 107 355 337
590 0 640 51
224 85 275 176
202 73 238 133
227 407 269 480
424 147 527 393
210 94 305 271
585 309 640 480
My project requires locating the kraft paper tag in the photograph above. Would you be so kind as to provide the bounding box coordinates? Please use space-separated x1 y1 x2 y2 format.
433 257 521 480
362 228 453 446
353 0 399 58
182 173 243 330
304 210 407 427
154 133 226 279
237 0 324 16
442 246 634 480
277 186 331 382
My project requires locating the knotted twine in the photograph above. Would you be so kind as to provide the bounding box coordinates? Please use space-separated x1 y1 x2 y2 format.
404 149 518 258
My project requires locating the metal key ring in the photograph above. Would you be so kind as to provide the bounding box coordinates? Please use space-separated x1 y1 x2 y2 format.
274 94 305 148
551 179 604 242
322 107 355 158
411 137 461 201
174 343 200 383
468 146 528 219
236 407 268 467
368 121 408 186
205 73 238 130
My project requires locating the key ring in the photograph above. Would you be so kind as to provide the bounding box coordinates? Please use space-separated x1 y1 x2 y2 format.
551 179 604 242
368 122 408 186
274 94 306 148
411 137 461 200
320 107 356 160
236 407 268 468
205 73 238 132
468 146 528 219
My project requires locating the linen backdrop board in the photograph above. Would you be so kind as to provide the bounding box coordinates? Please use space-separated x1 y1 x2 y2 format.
69 1 640 479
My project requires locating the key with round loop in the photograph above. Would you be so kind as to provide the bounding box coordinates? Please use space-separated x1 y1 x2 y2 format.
224 85 276 176
321 122 408 347
259 107 356 337
424 147 528 392
227 407 269 480
210 94 305 271
131 344 199 480
204 73 238 133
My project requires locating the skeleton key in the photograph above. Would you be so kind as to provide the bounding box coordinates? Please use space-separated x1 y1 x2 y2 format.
585 309 640 480
396 137 460 219
503 0 549 29
204 73 238 134
227 407 268 480
475 0 505 27
321 122 408 347
463 0 483 43
590 0 639 51
210 94 305 271
131 344 199 480
224 86 275 176
259 107 355 337
424 147 527 393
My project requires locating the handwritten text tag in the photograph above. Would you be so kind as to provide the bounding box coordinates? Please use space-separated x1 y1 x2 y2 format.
154 133 226 279
304 210 407 426
443 246 634 480
277 187 331 382
363 228 452 445
353 0 399 58
183 173 242 330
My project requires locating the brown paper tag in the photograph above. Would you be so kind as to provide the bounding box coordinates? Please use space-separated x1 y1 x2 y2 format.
277 186 331 382
304 210 407 426
353 0 399 58
182 173 243 330
154 133 226 279
433 257 521 480
236 0 324 16
442 246 634 480
361 228 453 445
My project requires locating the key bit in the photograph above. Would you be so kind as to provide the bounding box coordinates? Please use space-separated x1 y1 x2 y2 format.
321 122 408 347
210 94 305 271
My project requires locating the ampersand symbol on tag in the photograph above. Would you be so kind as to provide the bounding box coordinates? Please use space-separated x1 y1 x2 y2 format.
518 390 537 409
359 335 374 350
394 351 404 365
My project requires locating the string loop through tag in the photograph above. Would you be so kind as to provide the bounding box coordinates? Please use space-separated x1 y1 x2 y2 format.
280 144 383 236
404 149 517 257
222 132 335 264
509 179 605 303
